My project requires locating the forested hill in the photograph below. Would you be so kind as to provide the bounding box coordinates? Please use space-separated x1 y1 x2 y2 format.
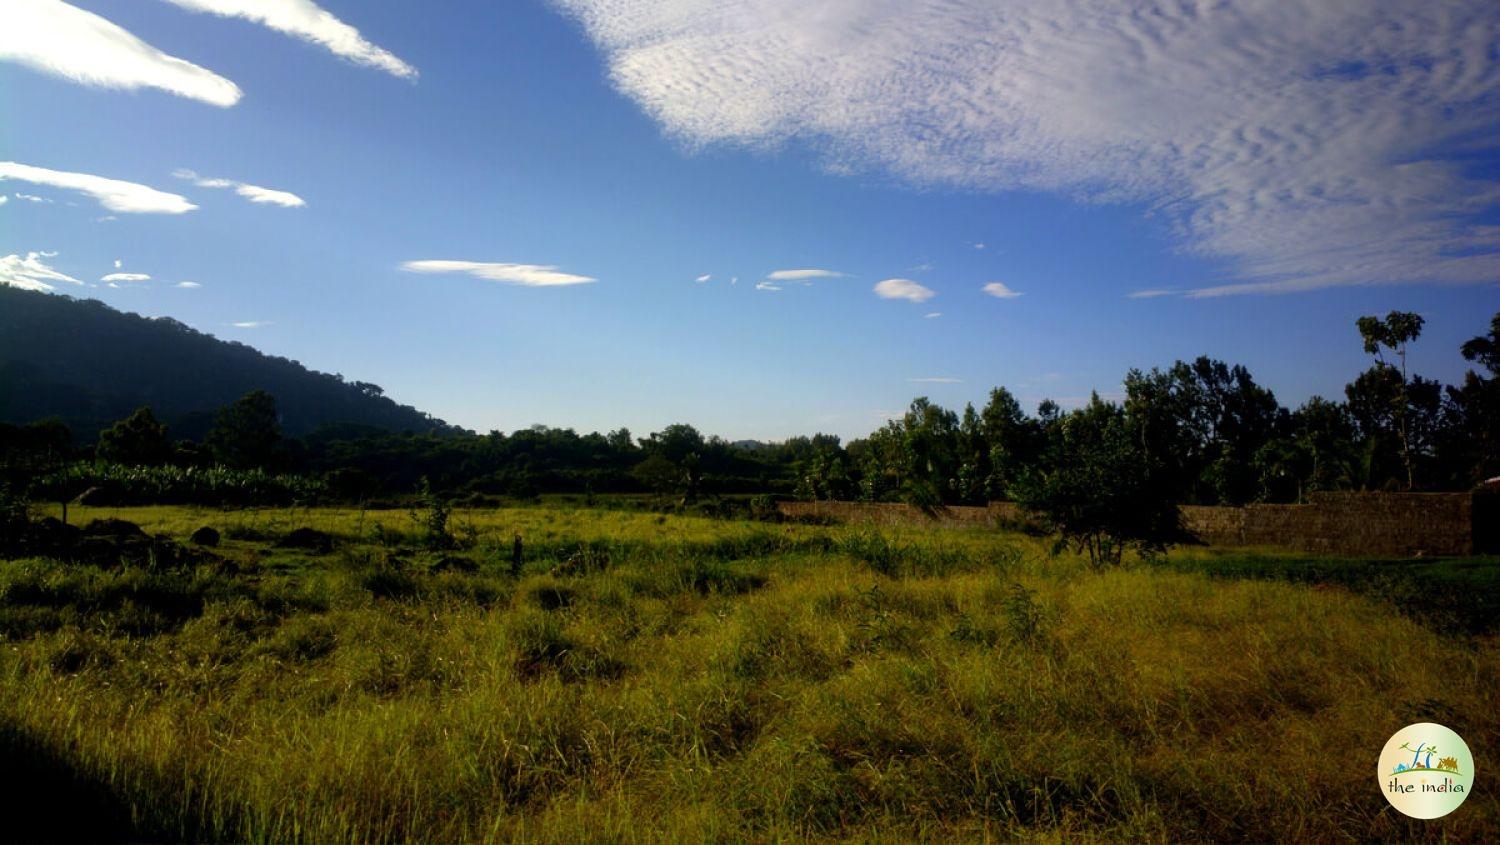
0 288 457 440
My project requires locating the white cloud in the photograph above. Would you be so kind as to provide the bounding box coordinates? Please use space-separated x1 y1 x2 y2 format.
0 196 7 206
176 281 202 289
401 260 597 287
924 312 941 319
1127 289 1176 299
230 321 267 328
972 243 986 251
553 0 1500 295
13 192 52 204
874 278 935 303
981 282 1023 299
755 281 782 292
1 252 82 291
0 0 241 106
102 272 151 282
113 259 122 269
161 0 417 80
766 268 845 282
695 273 712 283
230 183 306 208
908 377 962 384
174 169 306 208
0 162 196 214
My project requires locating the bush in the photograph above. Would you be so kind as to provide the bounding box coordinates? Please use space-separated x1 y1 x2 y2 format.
1014 397 1180 568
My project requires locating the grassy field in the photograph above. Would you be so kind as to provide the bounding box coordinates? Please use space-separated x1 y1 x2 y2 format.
2 504 1496 842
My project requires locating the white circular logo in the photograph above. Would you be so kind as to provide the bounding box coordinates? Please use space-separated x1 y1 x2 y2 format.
1378 722 1475 819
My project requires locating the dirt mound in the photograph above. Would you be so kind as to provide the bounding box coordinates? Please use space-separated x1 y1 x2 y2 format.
80 519 147 538
0 513 219 572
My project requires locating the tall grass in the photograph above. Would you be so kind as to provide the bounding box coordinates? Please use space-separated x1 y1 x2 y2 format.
1 504 1496 842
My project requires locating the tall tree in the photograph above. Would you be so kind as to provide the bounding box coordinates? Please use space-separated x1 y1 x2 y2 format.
1354 311 1425 489
979 387 1039 500
1185 357 1283 504
899 397 961 508
956 404 988 504
1441 313 1500 486
206 390 284 470
0 418 73 492
1123 366 1200 501
96 406 173 466
641 424 706 503
1292 397 1360 495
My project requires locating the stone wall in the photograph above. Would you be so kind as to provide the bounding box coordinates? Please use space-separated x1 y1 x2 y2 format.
780 492 1485 557
1181 492 1476 557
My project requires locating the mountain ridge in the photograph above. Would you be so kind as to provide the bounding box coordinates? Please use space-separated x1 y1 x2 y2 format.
0 288 458 440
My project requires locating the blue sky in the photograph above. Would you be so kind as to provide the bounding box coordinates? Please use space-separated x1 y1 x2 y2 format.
2 0 1498 441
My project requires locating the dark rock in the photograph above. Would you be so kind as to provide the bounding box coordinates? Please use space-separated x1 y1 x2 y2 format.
189 526 221 547
275 527 334 553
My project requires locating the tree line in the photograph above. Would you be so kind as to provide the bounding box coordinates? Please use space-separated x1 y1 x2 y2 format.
4 311 1496 518
807 311 1498 509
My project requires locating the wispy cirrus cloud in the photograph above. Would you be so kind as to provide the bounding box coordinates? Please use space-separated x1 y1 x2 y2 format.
176 281 202 289
924 312 941 319
102 272 151 283
695 274 712 283
0 0 242 106
0 162 196 214
230 321 267 329
553 0 1500 296
981 282 1022 299
160 0 417 80
766 268 845 282
401 260 597 287
1 251 81 292
174 169 306 208
1127 289 1176 299
874 278 935 303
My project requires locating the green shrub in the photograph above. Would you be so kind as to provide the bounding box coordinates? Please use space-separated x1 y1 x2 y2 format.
999 582 1045 646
